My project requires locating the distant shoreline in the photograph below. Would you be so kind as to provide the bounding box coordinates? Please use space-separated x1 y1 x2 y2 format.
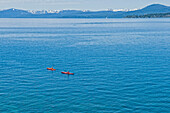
126 12 170 18
0 4 170 18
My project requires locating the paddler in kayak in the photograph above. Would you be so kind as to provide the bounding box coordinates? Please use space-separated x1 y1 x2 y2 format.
47 67 56 71
61 71 74 75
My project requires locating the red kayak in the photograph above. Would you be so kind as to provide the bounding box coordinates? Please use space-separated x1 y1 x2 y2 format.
61 71 74 75
47 67 56 71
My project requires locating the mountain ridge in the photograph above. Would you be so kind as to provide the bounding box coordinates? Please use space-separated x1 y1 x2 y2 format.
0 4 169 18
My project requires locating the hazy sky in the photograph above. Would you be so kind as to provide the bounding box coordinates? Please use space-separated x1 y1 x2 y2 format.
0 0 170 10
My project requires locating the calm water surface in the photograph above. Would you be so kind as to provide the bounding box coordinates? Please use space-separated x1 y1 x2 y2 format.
0 18 170 112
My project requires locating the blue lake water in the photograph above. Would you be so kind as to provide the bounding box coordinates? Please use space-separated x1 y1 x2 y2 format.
0 18 170 112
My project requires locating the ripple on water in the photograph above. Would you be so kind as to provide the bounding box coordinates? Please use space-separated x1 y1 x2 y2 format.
0 18 170 112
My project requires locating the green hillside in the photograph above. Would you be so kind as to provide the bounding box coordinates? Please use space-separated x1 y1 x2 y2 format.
126 12 170 18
